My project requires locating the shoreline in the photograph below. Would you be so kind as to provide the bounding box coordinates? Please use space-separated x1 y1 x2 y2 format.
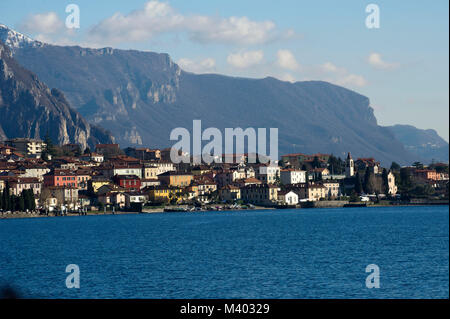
0 202 448 220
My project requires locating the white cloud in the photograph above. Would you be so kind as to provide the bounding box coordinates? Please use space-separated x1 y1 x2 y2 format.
368 52 399 70
227 50 264 68
320 62 339 73
178 57 216 73
318 61 367 87
279 73 296 83
189 16 277 45
334 74 367 87
276 49 300 70
88 0 292 46
20 12 64 34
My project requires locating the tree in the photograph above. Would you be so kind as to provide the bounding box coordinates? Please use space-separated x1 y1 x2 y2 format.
2 182 11 211
412 161 424 169
363 167 375 194
83 147 91 155
311 156 321 169
390 162 401 171
18 194 25 212
23 189 35 211
328 155 344 174
42 131 57 160
382 168 389 195
349 191 359 202
354 172 363 194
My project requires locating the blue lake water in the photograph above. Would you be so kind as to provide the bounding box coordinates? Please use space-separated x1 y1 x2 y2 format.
0 206 448 299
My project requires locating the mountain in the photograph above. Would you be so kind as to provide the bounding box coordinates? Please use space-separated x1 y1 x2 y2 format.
0 40 114 149
0 25 430 166
0 23 44 51
385 125 449 163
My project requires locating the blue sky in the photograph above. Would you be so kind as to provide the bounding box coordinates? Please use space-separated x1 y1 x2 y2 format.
1 0 448 141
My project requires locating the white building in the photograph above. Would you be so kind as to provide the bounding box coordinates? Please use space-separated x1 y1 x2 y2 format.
280 169 306 185
345 152 355 178
257 165 280 184
278 190 299 205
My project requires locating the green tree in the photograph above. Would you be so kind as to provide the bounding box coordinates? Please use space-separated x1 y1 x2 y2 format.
354 172 363 194
390 162 401 171
349 191 359 202
2 182 11 211
382 168 389 195
363 167 375 194
311 156 321 169
18 193 25 211
412 161 424 169
42 131 57 160
328 155 344 174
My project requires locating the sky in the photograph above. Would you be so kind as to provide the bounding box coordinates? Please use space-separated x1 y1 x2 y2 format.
1 0 448 141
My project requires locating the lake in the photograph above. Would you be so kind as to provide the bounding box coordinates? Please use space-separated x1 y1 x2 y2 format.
0 205 448 298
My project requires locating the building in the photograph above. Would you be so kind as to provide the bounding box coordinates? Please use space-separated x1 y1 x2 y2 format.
195 178 217 195
102 164 143 179
240 184 279 205
41 186 79 210
277 190 299 205
219 185 241 202
43 170 78 188
81 153 104 163
413 169 440 181
0 144 15 155
356 158 381 174
124 192 146 209
386 171 398 195
256 165 280 184
7 177 42 196
158 171 193 187
288 183 327 201
280 169 306 184
321 180 341 199
345 152 355 178
18 165 50 181
112 175 141 190
234 177 262 187
140 178 160 188
75 168 91 190
4 138 46 156
312 167 330 180
89 176 111 193
98 191 126 209
281 153 330 168
146 185 182 203
132 148 161 160
214 171 236 188
142 162 176 180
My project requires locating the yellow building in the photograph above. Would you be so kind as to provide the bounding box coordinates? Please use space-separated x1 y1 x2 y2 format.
146 186 183 203
158 171 193 187
89 177 111 193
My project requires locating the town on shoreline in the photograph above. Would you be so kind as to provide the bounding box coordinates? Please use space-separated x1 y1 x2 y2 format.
0 137 448 219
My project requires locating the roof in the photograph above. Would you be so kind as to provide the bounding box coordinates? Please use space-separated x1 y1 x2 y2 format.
44 169 76 176
158 171 193 177
113 174 140 180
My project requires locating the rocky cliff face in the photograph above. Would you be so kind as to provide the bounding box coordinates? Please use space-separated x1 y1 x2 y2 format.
0 40 114 149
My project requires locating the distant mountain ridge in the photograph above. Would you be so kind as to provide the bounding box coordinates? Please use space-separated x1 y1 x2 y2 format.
0 40 114 149
385 125 449 163
1 24 445 165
